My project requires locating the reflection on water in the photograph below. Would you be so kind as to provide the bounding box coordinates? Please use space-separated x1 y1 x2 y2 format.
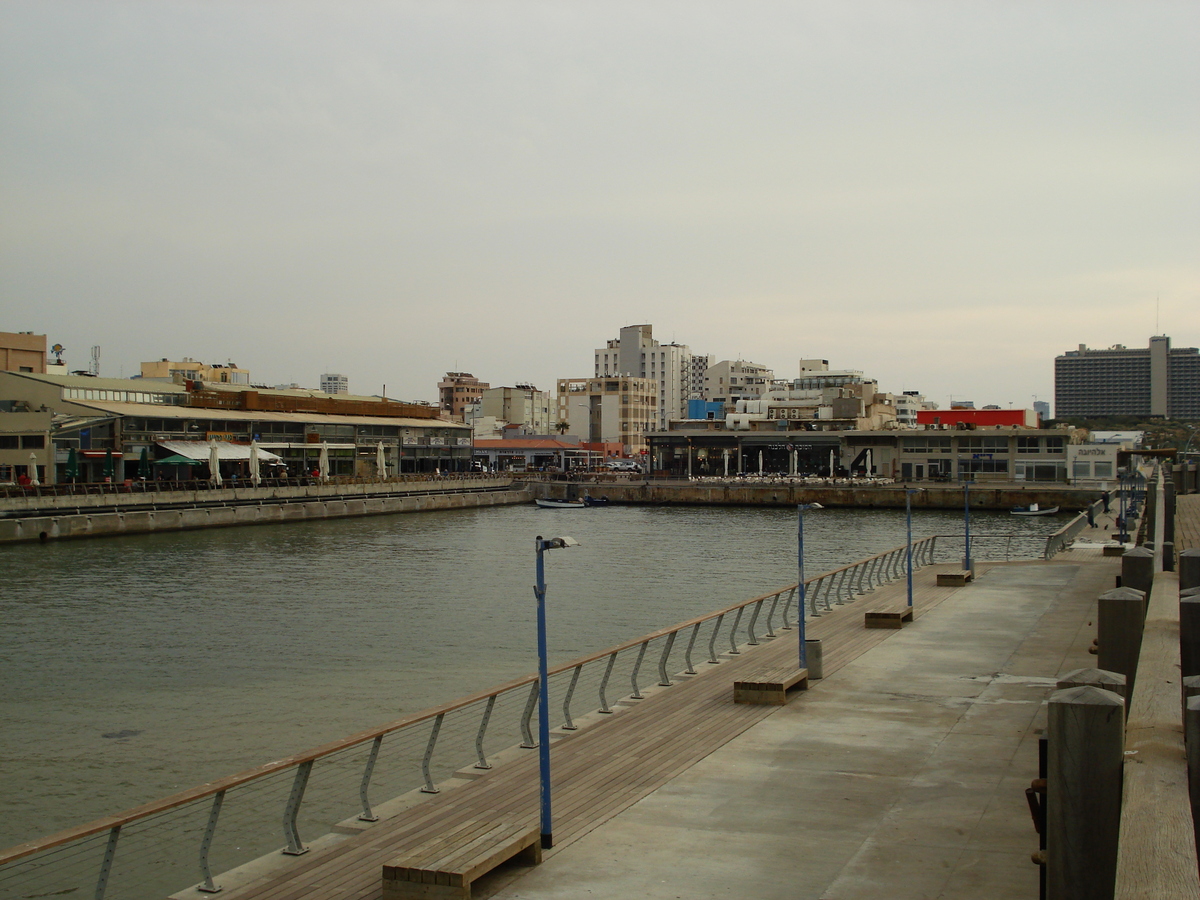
0 502 1062 848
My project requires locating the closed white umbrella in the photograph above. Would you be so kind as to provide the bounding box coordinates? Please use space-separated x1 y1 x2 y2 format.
376 441 387 479
248 439 261 487
28 452 40 486
318 442 330 481
723 448 729 478
209 440 222 486
829 449 836 476
758 450 763 475
865 449 873 476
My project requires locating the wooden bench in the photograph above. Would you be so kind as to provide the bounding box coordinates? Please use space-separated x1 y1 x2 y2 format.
382 821 542 900
864 607 915 629
733 666 809 705
936 570 973 586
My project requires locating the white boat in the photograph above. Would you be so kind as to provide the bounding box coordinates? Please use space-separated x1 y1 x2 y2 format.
1010 502 1059 516
535 498 586 509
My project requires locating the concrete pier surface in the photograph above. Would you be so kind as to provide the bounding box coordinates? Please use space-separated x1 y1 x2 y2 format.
489 553 1115 900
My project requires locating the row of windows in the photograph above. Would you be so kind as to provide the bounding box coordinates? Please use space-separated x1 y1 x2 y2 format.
65 388 181 404
0 434 45 449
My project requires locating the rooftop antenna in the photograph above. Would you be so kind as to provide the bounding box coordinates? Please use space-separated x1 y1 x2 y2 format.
90 345 100 376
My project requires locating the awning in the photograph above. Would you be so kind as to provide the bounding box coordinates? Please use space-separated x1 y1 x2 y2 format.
156 441 284 463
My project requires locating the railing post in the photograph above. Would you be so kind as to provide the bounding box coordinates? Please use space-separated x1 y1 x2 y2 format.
630 641 649 699
357 736 383 821
197 790 226 892
707 613 725 663
282 760 312 855
657 631 677 686
562 665 583 730
519 681 540 745
95 825 121 900
764 592 781 636
747 599 764 645
419 713 445 792
597 651 618 713
780 589 794 629
474 695 496 768
727 606 745 654
683 622 701 674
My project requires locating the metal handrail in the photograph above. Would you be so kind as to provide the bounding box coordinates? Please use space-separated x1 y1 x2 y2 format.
1043 498 1106 559
0 533 946 896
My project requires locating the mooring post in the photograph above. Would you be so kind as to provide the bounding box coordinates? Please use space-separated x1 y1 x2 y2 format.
1056 667 1127 699
805 639 823 680
1181 596 1200 681
1047 685 1125 900
1180 549 1200 592
1097 587 1147 701
1187 696 1200 852
1120 547 1154 603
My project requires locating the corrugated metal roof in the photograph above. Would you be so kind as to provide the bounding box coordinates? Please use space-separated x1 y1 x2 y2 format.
66 401 469 430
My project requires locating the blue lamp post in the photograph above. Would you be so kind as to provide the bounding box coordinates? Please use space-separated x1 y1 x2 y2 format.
962 481 973 573
1118 469 1129 543
905 489 922 607
534 534 579 849
796 503 823 669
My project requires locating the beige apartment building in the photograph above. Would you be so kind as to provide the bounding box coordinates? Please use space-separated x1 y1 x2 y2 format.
703 360 774 408
438 372 489 420
557 376 657 456
140 358 251 385
594 324 700 431
1 331 47 374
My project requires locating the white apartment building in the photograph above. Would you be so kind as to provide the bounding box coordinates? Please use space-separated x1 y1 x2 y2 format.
594 324 700 430
704 360 774 408
478 384 552 434
320 373 349 395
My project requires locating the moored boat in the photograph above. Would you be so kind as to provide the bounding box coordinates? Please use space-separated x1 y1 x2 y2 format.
535 498 586 508
1010 502 1059 516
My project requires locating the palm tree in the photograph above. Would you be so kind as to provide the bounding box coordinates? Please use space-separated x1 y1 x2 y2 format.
556 420 570 435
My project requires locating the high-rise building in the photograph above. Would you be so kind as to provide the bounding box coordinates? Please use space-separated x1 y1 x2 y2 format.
557 376 656 455
320 373 349 394
438 372 489 420
1054 336 1200 418
1033 400 1050 422
594 324 700 430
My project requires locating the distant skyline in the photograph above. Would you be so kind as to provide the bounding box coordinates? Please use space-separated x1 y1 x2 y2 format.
2 2 1197 413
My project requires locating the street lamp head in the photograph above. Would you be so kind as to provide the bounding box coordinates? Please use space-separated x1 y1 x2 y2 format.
537 535 580 550
806 502 824 510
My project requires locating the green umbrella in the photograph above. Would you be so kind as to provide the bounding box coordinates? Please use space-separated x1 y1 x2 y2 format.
139 446 150 478
153 454 201 466
103 448 115 480
64 447 79 480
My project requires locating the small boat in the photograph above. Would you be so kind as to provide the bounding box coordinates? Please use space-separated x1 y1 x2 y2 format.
535 498 585 509
1010 503 1059 516
582 496 610 507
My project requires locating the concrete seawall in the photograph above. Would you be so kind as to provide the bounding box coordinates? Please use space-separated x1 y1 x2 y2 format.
0 488 532 544
536 479 1102 510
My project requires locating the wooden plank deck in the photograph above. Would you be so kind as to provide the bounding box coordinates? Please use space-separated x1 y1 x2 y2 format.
1178 494 1200 553
217 564 984 900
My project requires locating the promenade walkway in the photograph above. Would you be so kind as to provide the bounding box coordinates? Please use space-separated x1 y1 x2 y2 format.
203 547 1116 900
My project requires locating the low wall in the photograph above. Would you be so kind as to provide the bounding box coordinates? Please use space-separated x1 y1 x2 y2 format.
535 480 1102 511
0 488 532 544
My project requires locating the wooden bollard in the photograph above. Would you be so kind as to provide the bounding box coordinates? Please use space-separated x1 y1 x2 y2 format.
1057 667 1127 699
1183 675 1200 727
1047 685 1125 900
1187 696 1200 858
1181 549 1200 592
1097 587 1147 700
1181 596 1200 680
1121 547 1154 601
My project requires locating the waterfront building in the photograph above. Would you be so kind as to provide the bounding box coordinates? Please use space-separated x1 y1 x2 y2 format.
843 426 1072 482
471 434 600 472
557 376 657 456
477 384 552 435
0 331 47 374
647 422 842 477
915 408 1039 429
320 373 349 394
1054 335 1200 418
139 357 251 385
438 372 489 421
703 360 774 410
594 324 700 430
0 371 470 482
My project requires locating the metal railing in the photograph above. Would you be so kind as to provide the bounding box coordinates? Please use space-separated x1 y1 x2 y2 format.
1043 498 1106 559
0 534 941 900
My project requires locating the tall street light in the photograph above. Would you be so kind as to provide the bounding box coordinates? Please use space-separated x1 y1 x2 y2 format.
906 488 923 608
962 481 973 573
534 534 579 849
796 503 823 669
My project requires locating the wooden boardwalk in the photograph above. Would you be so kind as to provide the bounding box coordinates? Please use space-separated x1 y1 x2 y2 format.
214 566 978 900
1177 494 1200 553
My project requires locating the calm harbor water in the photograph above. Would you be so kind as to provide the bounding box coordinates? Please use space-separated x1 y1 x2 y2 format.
0 502 1064 850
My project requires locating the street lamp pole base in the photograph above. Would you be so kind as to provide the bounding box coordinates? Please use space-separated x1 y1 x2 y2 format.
541 832 554 849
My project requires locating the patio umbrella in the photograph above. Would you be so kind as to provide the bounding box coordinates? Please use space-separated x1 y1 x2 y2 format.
829 449 835 476
723 448 729 478
139 446 150 479
64 447 79 480
758 450 763 475
865 449 873 476
103 448 115 481
376 441 387 478
28 452 40 486
318 442 330 481
249 439 261 487
209 440 223 486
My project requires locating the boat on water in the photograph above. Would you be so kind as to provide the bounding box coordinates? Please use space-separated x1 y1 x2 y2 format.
1010 502 1059 516
535 498 586 508
582 496 610 507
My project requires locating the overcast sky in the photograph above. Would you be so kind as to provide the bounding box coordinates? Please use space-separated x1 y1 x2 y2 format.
2 1 1196 412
